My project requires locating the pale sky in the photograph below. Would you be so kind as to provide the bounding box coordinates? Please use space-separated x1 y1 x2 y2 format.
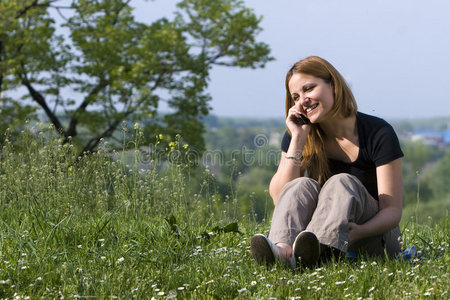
135 0 450 120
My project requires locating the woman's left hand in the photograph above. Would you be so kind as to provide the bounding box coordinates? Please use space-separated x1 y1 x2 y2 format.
348 222 363 243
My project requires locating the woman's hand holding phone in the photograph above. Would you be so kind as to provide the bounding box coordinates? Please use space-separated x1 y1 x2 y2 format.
286 106 311 138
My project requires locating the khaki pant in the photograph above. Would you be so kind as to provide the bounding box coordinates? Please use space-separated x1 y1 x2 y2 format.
268 174 401 256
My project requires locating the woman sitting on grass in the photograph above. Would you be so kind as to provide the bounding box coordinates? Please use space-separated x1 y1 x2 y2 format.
250 56 403 268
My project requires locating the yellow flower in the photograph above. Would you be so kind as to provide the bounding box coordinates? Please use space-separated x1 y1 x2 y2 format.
134 123 140 130
183 144 188 149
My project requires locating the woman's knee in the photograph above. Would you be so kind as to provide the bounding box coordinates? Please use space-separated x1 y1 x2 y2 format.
327 173 359 184
284 177 320 195
277 177 320 206
318 174 363 206
322 173 362 192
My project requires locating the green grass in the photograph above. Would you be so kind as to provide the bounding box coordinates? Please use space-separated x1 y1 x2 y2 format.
402 198 450 226
0 126 449 299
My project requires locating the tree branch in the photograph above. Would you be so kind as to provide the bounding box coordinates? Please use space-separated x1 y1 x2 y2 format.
15 0 57 19
18 67 66 137
66 79 108 138
80 109 134 155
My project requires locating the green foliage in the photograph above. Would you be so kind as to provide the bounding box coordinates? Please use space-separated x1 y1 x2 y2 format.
427 150 450 200
0 98 37 145
0 128 449 299
400 140 445 206
0 0 272 154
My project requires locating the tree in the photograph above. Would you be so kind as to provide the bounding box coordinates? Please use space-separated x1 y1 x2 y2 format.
0 0 272 154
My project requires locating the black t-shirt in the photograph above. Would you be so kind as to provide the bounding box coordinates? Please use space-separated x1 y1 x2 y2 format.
281 112 404 199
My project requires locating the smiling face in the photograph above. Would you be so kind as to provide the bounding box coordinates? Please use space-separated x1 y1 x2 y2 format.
288 72 335 123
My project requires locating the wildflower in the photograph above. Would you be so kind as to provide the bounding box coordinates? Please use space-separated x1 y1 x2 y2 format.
134 123 140 130
335 281 345 285
77 245 82 249
0 280 7 284
183 144 188 149
368 287 375 293
117 257 125 264
157 291 164 296
238 288 247 293
178 287 184 291
251 281 257 286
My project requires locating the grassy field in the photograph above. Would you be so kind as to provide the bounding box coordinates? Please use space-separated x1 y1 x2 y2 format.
0 126 448 299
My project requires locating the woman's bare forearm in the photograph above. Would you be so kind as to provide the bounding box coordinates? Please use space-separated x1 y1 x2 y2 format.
269 134 306 204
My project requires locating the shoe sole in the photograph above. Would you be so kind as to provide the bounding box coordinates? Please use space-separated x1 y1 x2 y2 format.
293 231 320 267
250 234 275 266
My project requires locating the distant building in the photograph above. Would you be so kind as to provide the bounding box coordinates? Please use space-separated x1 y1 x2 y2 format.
411 130 450 147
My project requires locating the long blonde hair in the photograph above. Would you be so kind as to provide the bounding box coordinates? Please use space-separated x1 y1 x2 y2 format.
285 56 357 184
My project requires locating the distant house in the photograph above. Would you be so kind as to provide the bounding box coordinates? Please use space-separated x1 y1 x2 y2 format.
411 130 450 147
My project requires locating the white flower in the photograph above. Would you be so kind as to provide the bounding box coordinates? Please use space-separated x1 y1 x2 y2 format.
251 281 257 286
117 257 124 264
368 287 375 293
238 288 247 293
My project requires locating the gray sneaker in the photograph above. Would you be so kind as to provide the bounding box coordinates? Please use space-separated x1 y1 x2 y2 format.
250 234 296 269
250 234 276 266
293 231 320 268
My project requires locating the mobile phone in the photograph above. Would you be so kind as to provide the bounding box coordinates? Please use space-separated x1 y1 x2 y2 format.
295 114 311 125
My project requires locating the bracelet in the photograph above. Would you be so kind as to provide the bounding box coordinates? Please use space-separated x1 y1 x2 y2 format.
286 155 302 161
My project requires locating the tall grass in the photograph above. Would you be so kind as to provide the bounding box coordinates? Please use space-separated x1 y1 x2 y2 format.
0 125 448 299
